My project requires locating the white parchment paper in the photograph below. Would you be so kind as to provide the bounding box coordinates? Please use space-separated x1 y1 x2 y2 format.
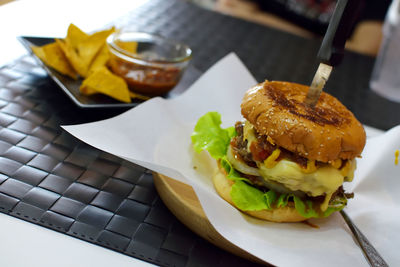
63 53 400 266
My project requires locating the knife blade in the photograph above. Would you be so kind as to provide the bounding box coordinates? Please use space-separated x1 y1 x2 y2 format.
305 0 363 107
304 62 333 106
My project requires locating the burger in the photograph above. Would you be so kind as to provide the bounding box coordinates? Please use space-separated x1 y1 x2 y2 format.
191 81 366 222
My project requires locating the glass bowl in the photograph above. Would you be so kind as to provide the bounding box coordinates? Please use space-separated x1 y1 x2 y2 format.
106 31 192 96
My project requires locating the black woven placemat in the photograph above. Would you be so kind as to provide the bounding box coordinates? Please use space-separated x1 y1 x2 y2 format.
0 55 264 267
1 0 400 266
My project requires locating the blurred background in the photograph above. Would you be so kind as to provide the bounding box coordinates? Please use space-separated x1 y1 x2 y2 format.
0 0 391 57
188 0 392 57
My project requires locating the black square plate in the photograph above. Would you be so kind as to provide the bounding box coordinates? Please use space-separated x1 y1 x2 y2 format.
18 36 200 109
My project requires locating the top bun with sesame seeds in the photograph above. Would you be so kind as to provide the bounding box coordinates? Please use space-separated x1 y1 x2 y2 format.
241 81 366 163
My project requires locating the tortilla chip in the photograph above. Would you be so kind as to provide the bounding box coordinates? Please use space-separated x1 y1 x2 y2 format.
76 27 115 75
32 45 46 60
115 40 138 54
80 67 131 103
66 23 89 49
56 38 87 77
87 27 115 44
32 43 77 79
129 91 151 101
87 44 110 75
32 24 115 80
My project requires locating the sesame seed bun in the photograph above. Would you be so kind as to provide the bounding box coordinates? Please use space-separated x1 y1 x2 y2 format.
213 163 306 222
241 81 366 162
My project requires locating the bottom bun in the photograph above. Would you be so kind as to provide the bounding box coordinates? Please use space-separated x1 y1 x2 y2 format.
212 165 307 223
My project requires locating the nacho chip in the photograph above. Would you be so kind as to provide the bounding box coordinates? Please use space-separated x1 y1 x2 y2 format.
115 40 138 54
76 27 115 76
80 67 131 103
32 45 46 60
57 25 115 77
66 23 89 49
87 44 110 75
32 24 117 83
32 43 77 79
56 38 87 77
129 91 150 101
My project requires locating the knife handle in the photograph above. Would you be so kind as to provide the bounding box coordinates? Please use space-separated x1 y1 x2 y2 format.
318 0 364 66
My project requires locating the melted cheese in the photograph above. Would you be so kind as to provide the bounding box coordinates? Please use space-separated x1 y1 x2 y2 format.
303 160 317 174
341 159 356 181
331 159 342 169
242 120 355 211
258 160 344 211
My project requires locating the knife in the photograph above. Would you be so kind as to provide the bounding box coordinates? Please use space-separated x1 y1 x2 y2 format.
304 1 389 265
304 0 363 107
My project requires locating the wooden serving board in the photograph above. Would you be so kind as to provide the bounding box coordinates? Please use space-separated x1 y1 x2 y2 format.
153 173 265 265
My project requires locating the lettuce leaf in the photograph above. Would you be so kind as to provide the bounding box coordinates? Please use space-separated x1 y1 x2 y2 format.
264 190 278 209
220 156 249 182
293 196 319 218
191 112 236 159
322 195 348 217
191 112 347 219
277 193 290 208
231 180 270 211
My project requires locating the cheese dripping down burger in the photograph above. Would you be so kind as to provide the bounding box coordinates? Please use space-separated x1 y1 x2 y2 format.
191 81 366 222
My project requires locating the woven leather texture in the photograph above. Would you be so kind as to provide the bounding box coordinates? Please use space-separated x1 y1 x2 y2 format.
0 55 264 267
1 0 399 266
